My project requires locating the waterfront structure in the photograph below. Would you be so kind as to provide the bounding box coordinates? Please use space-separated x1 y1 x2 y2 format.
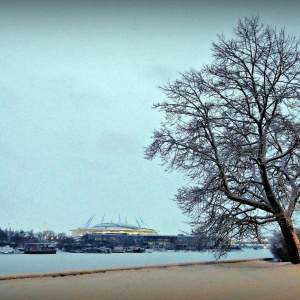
84 232 198 250
70 216 201 250
70 217 199 250
71 221 159 237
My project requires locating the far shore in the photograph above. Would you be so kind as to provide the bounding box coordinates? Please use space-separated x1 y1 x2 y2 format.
1 259 300 300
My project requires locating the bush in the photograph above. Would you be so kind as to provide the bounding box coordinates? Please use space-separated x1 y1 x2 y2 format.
270 229 300 262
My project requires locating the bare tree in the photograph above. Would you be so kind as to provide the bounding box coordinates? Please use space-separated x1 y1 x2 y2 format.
145 16 300 263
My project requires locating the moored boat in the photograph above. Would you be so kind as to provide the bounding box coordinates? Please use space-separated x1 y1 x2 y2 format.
112 246 125 253
132 246 145 253
24 243 57 254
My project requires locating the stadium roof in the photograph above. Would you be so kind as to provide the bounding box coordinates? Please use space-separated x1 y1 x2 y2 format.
71 217 159 236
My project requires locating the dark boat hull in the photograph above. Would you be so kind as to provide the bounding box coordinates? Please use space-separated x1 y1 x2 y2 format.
24 250 56 254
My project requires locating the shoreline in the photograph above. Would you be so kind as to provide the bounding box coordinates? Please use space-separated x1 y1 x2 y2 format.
2 259 300 300
0 257 273 280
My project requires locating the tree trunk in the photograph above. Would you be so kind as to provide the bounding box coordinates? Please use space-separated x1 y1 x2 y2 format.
278 216 300 264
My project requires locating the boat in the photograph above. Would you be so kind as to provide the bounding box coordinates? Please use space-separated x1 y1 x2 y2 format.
69 249 87 253
112 246 125 253
24 243 57 254
132 246 145 253
17 247 25 253
81 247 112 254
124 246 145 253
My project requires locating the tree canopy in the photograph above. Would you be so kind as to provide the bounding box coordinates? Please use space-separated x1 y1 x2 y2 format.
145 16 300 263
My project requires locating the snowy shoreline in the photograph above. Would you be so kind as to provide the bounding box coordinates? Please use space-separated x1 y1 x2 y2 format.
1 260 299 300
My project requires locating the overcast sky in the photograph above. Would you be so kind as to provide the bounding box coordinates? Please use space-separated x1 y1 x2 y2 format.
1 0 300 235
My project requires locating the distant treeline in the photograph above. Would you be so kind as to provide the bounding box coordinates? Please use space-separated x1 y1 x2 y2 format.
0 227 69 246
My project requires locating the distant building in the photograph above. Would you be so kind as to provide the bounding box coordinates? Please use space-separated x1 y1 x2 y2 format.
83 232 198 250
70 217 209 250
70 218 201 249
70 222 159 236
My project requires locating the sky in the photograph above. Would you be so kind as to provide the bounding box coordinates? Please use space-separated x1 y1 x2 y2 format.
1 0 300 235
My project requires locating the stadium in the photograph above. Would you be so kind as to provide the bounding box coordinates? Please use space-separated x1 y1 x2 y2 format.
71 222 159 236
70 215 197 250
70 216 159 236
